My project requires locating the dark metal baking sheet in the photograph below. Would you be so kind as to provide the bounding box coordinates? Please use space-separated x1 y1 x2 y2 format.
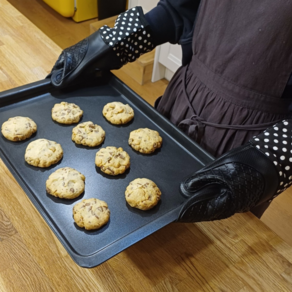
0 74 213 268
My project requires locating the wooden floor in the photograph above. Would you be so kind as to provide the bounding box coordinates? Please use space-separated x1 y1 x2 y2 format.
7 0 292 247
8 0 98 49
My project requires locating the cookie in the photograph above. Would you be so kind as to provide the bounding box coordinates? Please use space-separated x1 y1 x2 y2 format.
128 128 162 154
51 101 83 124
46 167 85 199
125 178 161 210
25 139 63 167
73 198 110 230
72 121 105 147
95 146 130 175
102 102 134 125
1 116 37 141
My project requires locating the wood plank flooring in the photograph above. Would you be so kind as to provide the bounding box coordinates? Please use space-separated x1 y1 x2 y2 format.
8 0 98 49
7 0 292 247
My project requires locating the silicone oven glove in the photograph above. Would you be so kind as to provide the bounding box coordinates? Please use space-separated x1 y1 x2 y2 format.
178 119 292 222
48 7 155 88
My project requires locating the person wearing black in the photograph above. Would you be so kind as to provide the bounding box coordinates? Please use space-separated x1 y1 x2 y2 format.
48 0 292 221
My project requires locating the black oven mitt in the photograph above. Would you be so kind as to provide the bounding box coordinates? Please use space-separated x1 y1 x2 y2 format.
178 143 279 222
48 6 155 89
177 119 292 222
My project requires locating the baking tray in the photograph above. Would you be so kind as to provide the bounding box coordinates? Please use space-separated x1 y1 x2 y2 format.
0 74 214 268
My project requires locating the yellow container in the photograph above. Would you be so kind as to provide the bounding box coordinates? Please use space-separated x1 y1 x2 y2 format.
73 0 98 22
43 0 75 18
43 0 98 22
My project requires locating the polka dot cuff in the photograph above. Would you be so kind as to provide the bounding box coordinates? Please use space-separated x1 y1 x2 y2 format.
250 119 292 201
100 7 155 64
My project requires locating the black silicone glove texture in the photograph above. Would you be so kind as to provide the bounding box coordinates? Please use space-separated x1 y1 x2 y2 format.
178 143 279 222
48 7 155 89
48 30 123 88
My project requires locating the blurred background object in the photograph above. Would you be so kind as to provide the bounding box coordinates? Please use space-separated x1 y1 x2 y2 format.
43 0 98 22
98 0 127 20
41 0 127 22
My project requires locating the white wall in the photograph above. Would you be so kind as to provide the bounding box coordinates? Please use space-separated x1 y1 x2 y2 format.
128 0 159 13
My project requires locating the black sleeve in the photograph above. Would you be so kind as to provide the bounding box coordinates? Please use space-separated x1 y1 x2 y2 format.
145 0 201 64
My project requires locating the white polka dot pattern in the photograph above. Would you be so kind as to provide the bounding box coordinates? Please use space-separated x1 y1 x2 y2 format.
250 119 292 201
100 7 155 64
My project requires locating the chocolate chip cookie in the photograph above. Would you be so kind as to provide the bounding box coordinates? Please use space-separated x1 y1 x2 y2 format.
25 138 63 167
73 198 110 230
52 101 83 124
125 178 161 210
72 121 105 147
102 102 134 125
128 128 162 154
1 116 37 141
95 146 130 175
46 167 85 199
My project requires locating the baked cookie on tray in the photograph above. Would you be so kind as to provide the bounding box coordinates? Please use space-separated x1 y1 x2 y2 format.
46 167 85 199
1 116 37 141
25 138 63 167
72 121 105 147
102 102 134 125
51 101 83 124
73 198 110 230
128 128 162 154
95 146 130 175
125 178 161 210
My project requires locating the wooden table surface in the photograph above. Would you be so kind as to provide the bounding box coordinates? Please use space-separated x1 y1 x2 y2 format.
1 1 292 291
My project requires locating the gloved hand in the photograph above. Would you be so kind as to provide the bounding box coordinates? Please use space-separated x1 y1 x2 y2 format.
178 119 292 222
48 7 155 88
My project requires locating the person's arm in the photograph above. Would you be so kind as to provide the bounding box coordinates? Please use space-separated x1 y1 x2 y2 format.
145 0 200 44
145 0 200 64
177 119 292 222
49 6 153 88
49 1 200 88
